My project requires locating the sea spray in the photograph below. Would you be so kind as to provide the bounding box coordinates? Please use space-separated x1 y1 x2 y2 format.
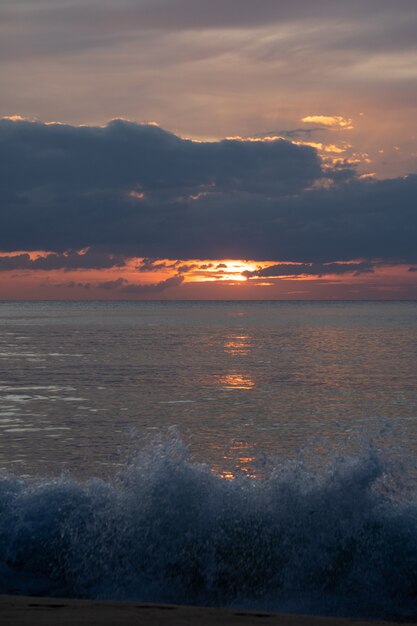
1 432 417 620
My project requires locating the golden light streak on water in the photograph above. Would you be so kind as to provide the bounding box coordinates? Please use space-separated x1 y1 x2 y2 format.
223 334 252 355
219 373 255 390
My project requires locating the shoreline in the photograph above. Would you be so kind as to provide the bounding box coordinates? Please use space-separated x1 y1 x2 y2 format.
1 596 416 626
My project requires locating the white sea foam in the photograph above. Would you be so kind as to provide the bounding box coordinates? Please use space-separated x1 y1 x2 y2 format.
1 433 417 620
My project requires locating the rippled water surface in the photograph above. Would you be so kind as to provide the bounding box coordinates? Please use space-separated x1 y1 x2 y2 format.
0 300 416 478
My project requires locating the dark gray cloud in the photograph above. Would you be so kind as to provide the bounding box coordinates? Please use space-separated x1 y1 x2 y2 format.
0 250 126 271
0 119 416 265
54 280 92 290
244 262 376 278
98 278 128 290
120 275 184 294
0 118 318 196
140 259 209 274
54 275 184 294
261 128 328 139
176 263 197 274
137 258 178 272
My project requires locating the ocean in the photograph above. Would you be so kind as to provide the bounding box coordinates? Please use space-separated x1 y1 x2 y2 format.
1 300 417 619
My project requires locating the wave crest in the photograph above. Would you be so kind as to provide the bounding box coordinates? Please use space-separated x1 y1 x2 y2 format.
1 434 417 619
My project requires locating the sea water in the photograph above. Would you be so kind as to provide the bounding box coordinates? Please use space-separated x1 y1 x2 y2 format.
0 300 416 618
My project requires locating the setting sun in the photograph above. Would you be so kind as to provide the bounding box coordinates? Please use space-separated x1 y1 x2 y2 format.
183 260 265 282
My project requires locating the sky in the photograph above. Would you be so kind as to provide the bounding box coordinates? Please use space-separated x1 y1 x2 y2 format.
0 0 416 299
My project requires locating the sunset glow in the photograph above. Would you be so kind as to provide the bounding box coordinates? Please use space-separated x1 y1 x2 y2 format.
1 3 417 620
0 251 415 300
0 0 416 301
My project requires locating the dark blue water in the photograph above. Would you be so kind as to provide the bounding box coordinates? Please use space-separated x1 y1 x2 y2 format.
0 301 416 618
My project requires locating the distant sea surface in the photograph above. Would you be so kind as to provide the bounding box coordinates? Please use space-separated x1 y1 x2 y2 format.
0 300 416 478
1 300 417 618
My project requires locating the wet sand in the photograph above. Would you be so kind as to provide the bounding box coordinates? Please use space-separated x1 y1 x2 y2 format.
1 596 416 626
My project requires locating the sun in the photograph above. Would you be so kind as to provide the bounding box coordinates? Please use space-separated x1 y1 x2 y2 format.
184 260 263 283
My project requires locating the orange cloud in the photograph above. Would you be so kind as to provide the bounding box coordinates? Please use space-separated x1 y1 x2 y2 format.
301 115 354 129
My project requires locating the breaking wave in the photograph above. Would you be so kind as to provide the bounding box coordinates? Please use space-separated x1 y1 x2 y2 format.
1 433 417 620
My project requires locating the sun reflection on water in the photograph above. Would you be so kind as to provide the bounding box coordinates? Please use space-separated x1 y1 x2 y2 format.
223 333 252 355
211 440 257 480
219 373 255 390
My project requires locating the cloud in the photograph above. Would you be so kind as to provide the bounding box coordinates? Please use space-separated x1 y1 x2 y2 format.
262 128 329 139
98 277 127 290
54 280 92 289
0 119 416 265
56 275 184 294
96 275 184 294
176 263 197 274
137 258 178 272
301 116 354 129
1 1 415 188
2 1 415 39
0 250 126 271
0 117 320 197
244 261 376 278
1 0 414 75
120 275 184 294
